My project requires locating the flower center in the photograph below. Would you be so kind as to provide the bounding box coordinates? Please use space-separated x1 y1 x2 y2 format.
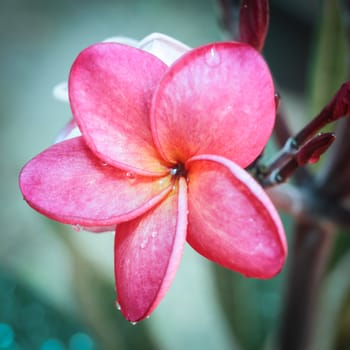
169 162 187 177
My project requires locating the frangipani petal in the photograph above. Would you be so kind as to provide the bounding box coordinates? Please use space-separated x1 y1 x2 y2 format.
82 225 116 233
53 81 69 102
115 178 188 322
138 32 191 65
54 119 81 143
102 36 139 46
53 33 190 102
53 37 139 103
151 42 275 167
115 178 188 321
69 43 169 175
19 137 172 227
186 154 287 278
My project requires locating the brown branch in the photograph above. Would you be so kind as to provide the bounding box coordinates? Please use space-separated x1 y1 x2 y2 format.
277 220 335 350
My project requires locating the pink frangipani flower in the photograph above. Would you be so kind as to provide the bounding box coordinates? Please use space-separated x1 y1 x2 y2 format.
19 36 287 322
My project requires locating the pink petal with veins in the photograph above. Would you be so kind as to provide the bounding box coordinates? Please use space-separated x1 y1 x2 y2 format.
115 178 188 321
19 137 172 227
69 43 169 175
186 154 287 278
82 225 116 233
53 33 190 103
151 42 275 167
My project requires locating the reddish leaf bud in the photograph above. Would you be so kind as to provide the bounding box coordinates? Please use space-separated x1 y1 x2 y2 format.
295 82 350 146
296 133 336 165
321 82 350 121
239 0 269 51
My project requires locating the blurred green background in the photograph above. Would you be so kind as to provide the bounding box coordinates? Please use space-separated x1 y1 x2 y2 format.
0 1 332 349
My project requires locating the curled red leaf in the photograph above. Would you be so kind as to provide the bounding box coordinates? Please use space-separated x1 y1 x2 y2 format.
239 0 269 51
321 82 350 121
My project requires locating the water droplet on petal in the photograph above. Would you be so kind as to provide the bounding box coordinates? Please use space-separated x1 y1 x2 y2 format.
151 231 157 238
225 105 233 113
126 171 136 183
130 322 137 326
146 315 150 319
101 162 108 167
205 47 221 67
72 224 81 232
115 302 121 311
140 237 149 249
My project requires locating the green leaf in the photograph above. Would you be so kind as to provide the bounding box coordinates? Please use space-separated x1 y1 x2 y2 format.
212 265 286 350
308 0 347 116
313 251 350 350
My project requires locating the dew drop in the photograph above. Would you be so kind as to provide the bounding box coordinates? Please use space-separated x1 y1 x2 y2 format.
205 47 221 67
140 237 149 249
130 322 137 326
115 302 121 311
224 105 233 114
151 231 157 238
101 162 108 167
126 171 136 183
72 224 81 232
146 315 150 320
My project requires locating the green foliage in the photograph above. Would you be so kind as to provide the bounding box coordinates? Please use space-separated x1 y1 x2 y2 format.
308 0 347 116
212 262 286 350
0 270 92 350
